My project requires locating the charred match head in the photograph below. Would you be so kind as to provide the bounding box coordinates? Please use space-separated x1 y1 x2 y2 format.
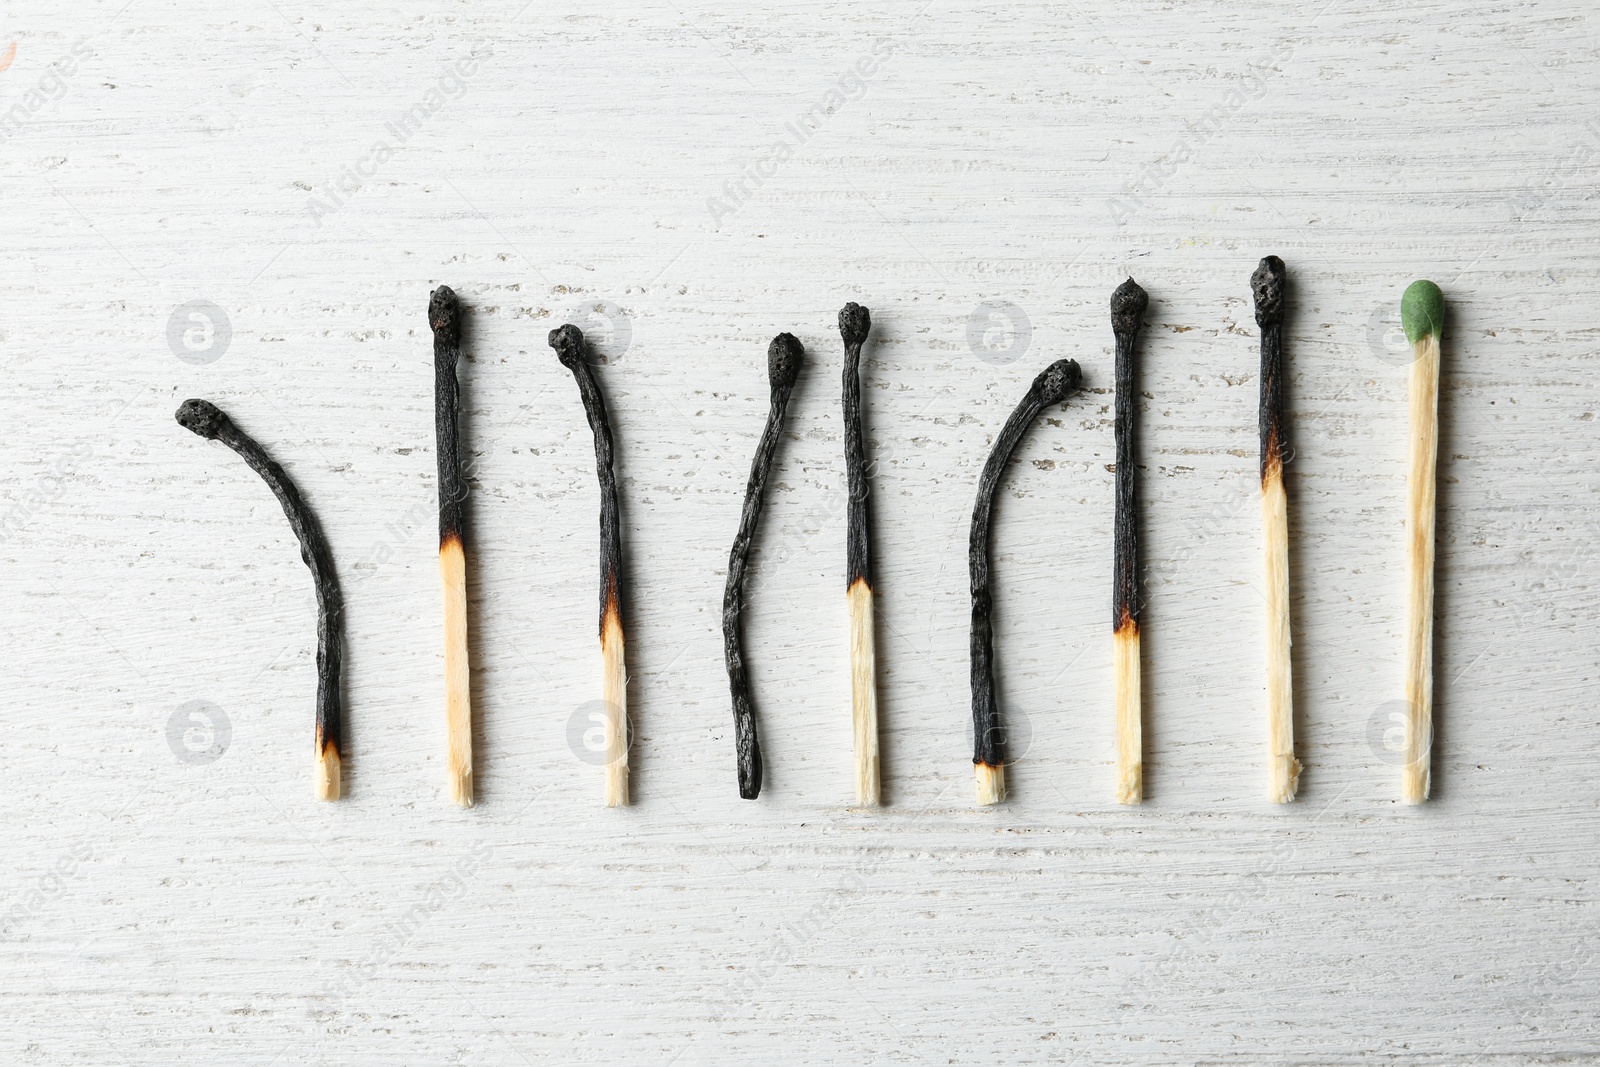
1111 278 1148 337
838 302 871 349
1035 358 1082 406
175 398 232 441
768 331 804 393
429 285 461 343
1251 256 1286 329
549 323 587 370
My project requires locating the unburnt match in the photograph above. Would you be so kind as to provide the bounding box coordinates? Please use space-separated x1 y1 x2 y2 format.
431 285 473 807
175 400 345 801
839 302 880 806
1111 278 1148 805
969 358 1082 806
724 333 805 800
550 325 631 808
1253 256 1301 804
1401 279 1444 804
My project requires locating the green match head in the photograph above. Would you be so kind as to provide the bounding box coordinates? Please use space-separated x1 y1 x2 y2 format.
1401 280 1444 344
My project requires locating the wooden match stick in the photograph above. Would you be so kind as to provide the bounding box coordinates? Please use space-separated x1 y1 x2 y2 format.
1401 279 1444 803
1111 278 1147 805
430 285 473 808
839 302 880 807
175 399 344 800
970 358 1082 806
724 333 805 799
550 324 630 807
1253 256 1301 804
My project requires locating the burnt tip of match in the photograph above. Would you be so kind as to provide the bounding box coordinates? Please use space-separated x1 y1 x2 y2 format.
174 398 230 440
428 285 460 341
838 302 871 347
548 323 587 369
1110 277 1149 334
1251 255 1287 327
1402 280 1445 344
1034 358 1082 406
768 332 804 391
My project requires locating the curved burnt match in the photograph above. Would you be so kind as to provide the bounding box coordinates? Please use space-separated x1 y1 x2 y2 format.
175 399 344 801
969 358 1081 806
551 324 631 807
431 284 473 807
1111 278 1148 805
724 332 805 800
839 302 880 806
1252 256 1301 803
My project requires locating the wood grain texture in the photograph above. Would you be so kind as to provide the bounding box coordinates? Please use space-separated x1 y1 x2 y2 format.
3 1 1600 1062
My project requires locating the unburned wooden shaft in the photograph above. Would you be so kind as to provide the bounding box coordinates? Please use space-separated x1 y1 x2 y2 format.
601 595 628 806
848 579 880 805
441 535 472 806
1402 280 1443 803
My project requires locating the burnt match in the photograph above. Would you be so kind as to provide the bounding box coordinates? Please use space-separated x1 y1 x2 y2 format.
1111 278 1148 805
175 400 344 801
724 332 805 800
970 358 1082 806
431 285 473 807
1253 256 1301 804
839 302 880 806
550 324 631 807
1401 279 1444 803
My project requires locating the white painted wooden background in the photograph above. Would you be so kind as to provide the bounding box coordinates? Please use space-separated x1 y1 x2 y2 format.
2 0 1597 1062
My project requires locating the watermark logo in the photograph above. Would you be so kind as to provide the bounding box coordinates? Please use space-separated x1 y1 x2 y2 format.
0 40 92 144
1107 40 1294 226
304 41 494 226
0 439 93 546
967 705 1034 764
566 700 628 766
167 700 231 765
1366 699 1425 767
706 39 895 226
325 841 491 998
0 42 16 73
167 300 232 365
0 842 95 942
1366 304 1415 366
562 299 632 365
350 447 491 579
967 301 1031 366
